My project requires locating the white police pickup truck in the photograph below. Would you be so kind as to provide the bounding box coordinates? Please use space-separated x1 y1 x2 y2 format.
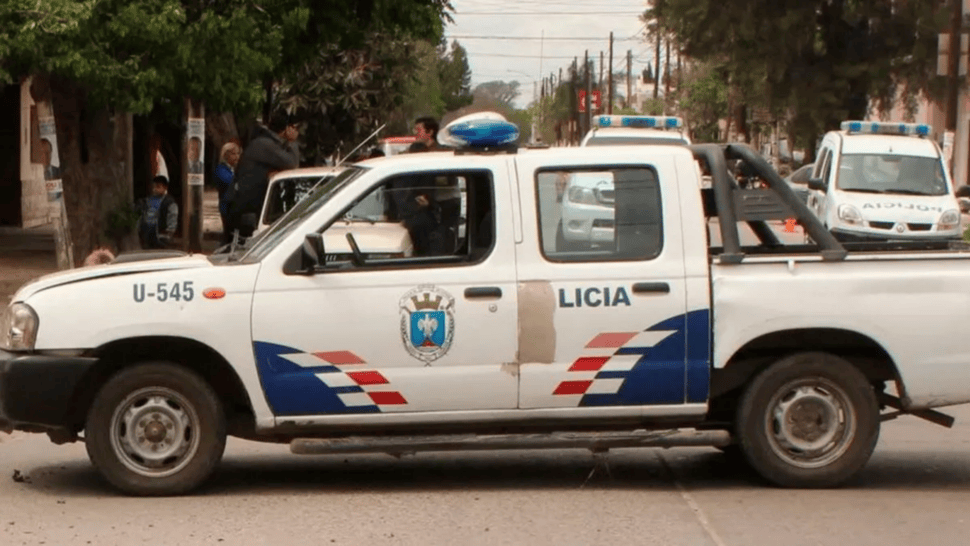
2 119 970 496
807 121 962 241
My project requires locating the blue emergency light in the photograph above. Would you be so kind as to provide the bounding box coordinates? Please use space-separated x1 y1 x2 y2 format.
446 118 520 147
840 120 931 137
594 115 683 129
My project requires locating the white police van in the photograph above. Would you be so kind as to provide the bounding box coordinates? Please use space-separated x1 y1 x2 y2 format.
807 121 961 241
6 115 970 496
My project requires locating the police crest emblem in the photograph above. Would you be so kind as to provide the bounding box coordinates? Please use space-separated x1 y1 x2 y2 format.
399 285 456 365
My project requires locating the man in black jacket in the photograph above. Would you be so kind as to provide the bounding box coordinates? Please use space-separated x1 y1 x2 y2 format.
227 113 300 239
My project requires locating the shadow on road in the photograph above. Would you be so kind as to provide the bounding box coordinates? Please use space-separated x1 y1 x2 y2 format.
16 446 970 497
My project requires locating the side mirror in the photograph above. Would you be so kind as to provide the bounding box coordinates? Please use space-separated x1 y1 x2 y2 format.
807 177 826 192
300 233 325 273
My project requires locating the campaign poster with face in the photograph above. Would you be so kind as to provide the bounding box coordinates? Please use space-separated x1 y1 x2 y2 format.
187 118 205 186
38 116 63 201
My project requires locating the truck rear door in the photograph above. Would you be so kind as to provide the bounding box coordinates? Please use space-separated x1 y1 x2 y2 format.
513 151 707 413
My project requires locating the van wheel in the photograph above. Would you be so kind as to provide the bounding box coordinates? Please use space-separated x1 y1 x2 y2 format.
736 352 879 488
85 363 227 496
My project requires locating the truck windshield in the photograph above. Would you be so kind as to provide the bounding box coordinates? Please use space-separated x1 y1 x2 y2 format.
241 166 366 262
585 136 689 146
837 153 947 196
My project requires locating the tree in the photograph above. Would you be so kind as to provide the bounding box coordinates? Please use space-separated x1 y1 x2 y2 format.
439 40 474 112
650 0 948 159
473 80 521 108
676 62 729 142
0 0 454 262
0 0 307 262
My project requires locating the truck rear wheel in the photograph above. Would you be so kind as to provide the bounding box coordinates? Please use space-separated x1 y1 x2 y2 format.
737 352 879 488
85 362 227 496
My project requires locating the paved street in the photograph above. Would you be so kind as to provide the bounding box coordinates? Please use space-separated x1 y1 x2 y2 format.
2 404 970 546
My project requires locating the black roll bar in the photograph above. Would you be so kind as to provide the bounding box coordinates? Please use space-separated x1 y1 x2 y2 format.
688 143 848 263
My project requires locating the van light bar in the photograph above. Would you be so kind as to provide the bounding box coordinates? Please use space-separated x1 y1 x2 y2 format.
840 120 931 137
595 115 683 129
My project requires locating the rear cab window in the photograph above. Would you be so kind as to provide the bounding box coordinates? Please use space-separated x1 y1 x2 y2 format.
535 166 663 262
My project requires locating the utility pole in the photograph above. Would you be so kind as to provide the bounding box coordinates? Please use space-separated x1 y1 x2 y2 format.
654 29 661 99
571 57 578 144
584 50 591 134
627 50 632 111
596 51 603 114
664 37 671 100
608 32 614 115
950 0 970 188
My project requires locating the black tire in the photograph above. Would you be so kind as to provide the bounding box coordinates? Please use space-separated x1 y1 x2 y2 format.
85 362 227 496
736 352 879 488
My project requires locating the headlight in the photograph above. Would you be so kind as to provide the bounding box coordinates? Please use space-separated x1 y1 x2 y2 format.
837 204 863 226
567 187 597 205
0 303 39 351
937 209 961 231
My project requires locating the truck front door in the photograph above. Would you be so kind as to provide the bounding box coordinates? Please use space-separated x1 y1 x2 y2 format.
249 167 519 418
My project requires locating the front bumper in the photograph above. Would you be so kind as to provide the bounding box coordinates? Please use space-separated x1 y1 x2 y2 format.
831 227 962 243
0 349 97 433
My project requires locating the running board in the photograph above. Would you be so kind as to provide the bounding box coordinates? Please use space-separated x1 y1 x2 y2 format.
290 429 732 456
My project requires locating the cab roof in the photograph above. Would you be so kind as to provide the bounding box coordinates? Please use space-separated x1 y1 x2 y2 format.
836 132 941 158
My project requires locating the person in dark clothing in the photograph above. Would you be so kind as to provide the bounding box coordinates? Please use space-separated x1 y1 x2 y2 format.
226 113 300 240
387 173 440 256
136 176 179 249
406 117 461 253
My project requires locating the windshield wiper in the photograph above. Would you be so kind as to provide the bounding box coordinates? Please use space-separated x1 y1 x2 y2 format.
843 188 886 194
884 189 935 196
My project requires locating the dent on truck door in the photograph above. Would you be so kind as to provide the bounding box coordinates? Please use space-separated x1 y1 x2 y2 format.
517 162 708 410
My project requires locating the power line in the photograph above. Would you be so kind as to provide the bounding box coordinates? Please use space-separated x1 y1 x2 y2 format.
455 11 645 15
447 34 640 41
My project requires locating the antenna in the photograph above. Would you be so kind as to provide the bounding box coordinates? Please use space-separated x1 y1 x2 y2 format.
334 123 388 168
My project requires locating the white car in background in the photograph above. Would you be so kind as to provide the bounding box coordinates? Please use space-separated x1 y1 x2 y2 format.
560 116 690 250
580 115 692 147
255 166 413 260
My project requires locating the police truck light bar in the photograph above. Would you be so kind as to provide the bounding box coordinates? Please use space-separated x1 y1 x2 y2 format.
594 115 683 129
840 120 931 137
440 113 520 148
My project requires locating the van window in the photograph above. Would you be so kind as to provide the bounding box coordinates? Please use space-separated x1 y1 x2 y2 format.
535 167 662 262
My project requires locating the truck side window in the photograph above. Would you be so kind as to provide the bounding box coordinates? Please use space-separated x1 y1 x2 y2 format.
536 167 662 262
820 150 833 187
321 170 494 268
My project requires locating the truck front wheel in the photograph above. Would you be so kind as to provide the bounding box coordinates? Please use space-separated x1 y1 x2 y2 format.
737 352 879 488
84 362 227 496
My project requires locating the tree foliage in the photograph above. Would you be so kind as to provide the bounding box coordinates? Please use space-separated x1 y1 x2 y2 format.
473 80 521 108
676 62 729 142
0 0 309 116
650 0 948 151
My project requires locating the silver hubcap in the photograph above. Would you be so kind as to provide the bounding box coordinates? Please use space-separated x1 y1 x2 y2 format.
765 378 855 469
109 387 201 478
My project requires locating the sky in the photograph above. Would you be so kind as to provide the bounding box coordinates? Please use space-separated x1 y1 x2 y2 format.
444 0 654 110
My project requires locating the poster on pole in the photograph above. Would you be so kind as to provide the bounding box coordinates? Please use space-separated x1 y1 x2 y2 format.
187 117 205 186
37 115 63 202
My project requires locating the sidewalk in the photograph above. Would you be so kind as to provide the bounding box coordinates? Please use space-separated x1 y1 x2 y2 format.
0 188 224 305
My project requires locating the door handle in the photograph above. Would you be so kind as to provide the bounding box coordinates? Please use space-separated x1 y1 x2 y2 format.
632 282 670 294
465 287 503 299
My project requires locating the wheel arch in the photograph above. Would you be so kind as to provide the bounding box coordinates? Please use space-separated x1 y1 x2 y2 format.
708 328 900 421
70 336 256 436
